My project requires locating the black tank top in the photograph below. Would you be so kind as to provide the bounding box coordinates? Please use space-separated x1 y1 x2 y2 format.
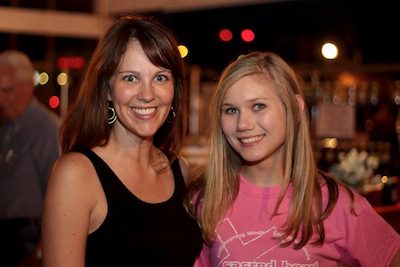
77 147 203 267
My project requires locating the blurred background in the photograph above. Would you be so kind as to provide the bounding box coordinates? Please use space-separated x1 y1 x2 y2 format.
1 0 400 194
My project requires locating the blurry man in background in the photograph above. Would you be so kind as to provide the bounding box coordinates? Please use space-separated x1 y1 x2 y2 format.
0 50 60 267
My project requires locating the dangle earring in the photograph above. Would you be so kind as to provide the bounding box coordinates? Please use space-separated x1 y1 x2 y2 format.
107 101 117 125
166 106 176 123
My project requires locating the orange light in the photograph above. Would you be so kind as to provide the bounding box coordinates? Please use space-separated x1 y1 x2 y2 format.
178 45 189 58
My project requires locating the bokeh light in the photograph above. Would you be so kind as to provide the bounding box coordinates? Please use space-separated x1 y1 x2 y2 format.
57 56 85 69
219 29 233 42
321 42 338 59
49 95 60 109
57 72 68 86
241 29 255 43
38 72 49 85
178 45 189 58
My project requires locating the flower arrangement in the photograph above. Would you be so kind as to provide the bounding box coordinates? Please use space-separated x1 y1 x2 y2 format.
330 148 379 191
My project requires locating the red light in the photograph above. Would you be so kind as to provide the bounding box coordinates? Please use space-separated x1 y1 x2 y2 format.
49 96 60 109
219 29 233 42
241 29 255 43
57 56 85 69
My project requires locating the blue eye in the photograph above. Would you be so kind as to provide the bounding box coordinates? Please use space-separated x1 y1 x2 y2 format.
224 107 239 114
254 103 266 111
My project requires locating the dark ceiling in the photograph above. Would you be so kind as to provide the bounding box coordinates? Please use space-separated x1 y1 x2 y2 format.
0 0 399 74
153 0 400 72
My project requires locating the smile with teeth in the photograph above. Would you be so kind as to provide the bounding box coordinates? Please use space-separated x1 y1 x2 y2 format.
239 134 264 144
132 107 156 115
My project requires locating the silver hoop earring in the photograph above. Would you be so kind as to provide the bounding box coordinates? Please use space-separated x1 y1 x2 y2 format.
107 101 117 125
167 106 176 123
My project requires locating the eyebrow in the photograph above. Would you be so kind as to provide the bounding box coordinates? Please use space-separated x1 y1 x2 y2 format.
116 69 172 75
117 70 137 74
222 97 268 105
221 101 235 106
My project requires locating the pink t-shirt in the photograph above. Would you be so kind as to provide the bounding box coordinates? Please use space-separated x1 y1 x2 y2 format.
195 175 400 267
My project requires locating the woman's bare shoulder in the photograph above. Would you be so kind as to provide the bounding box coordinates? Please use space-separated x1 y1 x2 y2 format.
48 151 98 189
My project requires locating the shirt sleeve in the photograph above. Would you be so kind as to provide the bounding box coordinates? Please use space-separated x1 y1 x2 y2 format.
340 192 400 267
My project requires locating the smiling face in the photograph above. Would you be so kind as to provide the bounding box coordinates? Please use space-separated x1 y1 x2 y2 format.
220 74 286 167
109 40 174 141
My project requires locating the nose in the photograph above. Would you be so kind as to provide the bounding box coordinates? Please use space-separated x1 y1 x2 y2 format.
236 110 255 132
137 82 156 103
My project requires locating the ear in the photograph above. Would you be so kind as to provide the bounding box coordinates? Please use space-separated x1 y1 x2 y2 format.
295 94 305 116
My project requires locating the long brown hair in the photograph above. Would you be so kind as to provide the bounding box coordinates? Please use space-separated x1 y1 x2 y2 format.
60 15 188 161
188 51 354 248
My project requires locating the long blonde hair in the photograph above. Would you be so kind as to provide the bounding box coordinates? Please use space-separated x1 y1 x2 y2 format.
188 51 353 249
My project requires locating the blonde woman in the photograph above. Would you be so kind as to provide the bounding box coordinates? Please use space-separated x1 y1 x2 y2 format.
189 51 400 267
